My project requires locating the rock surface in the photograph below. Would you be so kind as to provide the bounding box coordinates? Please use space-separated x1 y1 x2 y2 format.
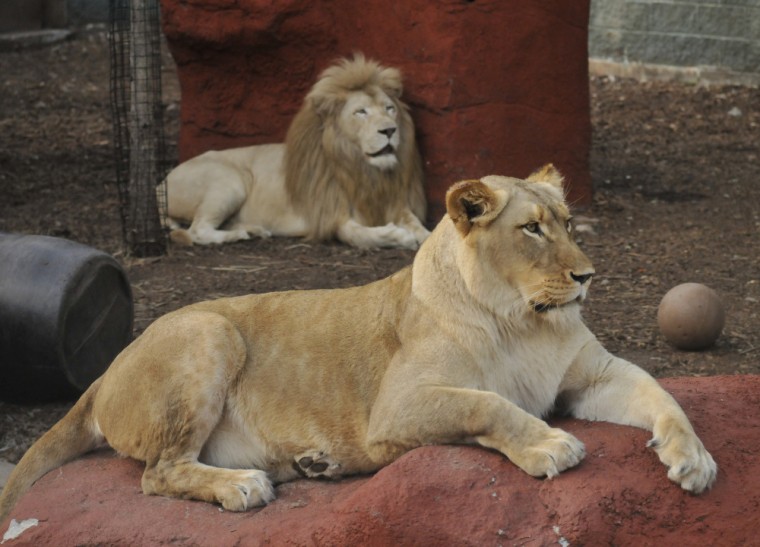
2 376 758 545
160 0 592 221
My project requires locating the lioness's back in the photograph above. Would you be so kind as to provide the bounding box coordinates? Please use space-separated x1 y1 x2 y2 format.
189 265 412 391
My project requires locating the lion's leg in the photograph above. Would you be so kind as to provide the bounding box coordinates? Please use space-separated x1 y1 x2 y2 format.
142 460 274 511
179 172 252 245
186 186 249 245
336 218 418 249
367 385 585 478
98 310 275 510
138 369 276 511
225 220 272 240
186 220 251 245
560 340 717 493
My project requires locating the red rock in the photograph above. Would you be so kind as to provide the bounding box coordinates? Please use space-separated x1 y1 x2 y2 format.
2 376 758 545
160 0 592 222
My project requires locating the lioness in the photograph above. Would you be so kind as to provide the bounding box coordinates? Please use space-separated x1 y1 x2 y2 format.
0 165 716 520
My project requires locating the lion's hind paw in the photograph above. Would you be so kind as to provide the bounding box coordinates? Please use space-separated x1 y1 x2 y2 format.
293 450 342 479
246 226 272 239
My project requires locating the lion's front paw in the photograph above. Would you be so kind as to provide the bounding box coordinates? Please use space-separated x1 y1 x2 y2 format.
385 224 419 250
412 226 431 246
508 427 586 479
648 426 717 494
217 470 275 511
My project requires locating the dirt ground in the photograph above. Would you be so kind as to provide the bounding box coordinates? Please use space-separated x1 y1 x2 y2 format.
0 29 758 464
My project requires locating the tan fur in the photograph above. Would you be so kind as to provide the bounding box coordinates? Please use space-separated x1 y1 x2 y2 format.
164 54 429 249
0 166 717 521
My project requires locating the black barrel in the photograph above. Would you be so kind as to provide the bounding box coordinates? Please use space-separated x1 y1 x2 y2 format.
0 233 134 402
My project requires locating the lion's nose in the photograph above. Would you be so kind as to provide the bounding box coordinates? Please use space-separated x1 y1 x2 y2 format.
570 271 594 285
379 127 396 138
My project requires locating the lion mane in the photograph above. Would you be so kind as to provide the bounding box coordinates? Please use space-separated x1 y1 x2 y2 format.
284 54 426 240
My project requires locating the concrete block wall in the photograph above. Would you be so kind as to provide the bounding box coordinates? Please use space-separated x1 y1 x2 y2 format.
67 0 107 26
0 0 106 31
589 0 760 82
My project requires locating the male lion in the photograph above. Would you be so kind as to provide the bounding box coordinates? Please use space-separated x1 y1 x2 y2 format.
164 54 429 249
0 165 716 520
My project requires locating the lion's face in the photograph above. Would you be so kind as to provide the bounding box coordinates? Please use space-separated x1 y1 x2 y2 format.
285 54 426 239
338 90 401 171
446 165 595 321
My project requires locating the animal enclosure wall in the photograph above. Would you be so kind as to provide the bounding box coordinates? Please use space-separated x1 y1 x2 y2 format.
160 0 592 222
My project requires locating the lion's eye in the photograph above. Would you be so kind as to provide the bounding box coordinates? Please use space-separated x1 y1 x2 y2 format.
354 108 368 118
386 105 396 115
522 222 543 237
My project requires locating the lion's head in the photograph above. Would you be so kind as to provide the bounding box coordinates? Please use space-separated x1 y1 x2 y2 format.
442 165 595 324
284 54 425 240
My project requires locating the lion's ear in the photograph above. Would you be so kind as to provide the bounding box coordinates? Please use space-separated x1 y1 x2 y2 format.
446 179 508 236
526 164 564 189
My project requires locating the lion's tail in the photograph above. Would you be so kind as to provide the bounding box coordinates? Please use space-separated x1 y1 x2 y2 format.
159 203 194 247
0 379 103 524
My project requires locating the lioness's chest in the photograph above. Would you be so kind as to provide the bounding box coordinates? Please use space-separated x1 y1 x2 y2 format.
478 336 580 418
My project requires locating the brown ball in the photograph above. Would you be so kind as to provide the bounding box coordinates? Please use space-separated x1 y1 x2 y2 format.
657 283 725 351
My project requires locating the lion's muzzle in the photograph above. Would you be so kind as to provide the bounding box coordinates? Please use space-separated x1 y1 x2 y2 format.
368 144 395 157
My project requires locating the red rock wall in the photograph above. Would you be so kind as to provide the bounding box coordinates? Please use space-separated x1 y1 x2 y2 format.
3 376 758 545
160 0 592 222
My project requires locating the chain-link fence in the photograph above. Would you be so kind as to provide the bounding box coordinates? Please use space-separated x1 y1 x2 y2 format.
109 0 168 257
